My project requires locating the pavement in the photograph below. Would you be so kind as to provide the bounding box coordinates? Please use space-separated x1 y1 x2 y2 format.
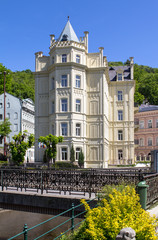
147 205 158 218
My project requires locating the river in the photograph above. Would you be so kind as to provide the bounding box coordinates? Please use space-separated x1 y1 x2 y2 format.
0 209 81 240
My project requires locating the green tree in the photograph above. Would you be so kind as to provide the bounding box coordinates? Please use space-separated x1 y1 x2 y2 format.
78 149 84 168
0 64 12 94
38 134 63 166
9 131 34 166
70 144 75 164
0 119 11 142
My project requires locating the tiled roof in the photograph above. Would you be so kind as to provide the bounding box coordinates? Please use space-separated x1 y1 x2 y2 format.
139 104 158 112
109 66 131 81
58 19 79 42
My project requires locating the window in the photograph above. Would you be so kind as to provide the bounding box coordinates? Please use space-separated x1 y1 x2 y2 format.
118 91 123 101
76 55 80 64
118 110 123 120
52 77 55 89
52 56 54 64
140 138 144 146
139 120 144 129
118 149 123 160
52 101 55 113
0 138 2 144
14 112 18 119
118 130 123 140
76 75 81 88
0 114 2 120
52 125 55 135
62 54 67 63
14 124 18 132
76 123 81 136
148 120 152 128
61 123 67 136
7 136 10 143
7 102 10 108
156 137 158 146
118 73 122 81
0 103 2 108
76 99 81 112
76 148 81 160
61 99 67 112
148 138 152 146
156 119 158 128
61 75 67 87
7 113 10 119
61 148 67 160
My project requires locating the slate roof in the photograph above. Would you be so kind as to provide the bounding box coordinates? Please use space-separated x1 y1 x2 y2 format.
139 104 158 112
109 66 131 81
58 19 79 42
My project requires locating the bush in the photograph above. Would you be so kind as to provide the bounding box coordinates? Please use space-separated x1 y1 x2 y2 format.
53 161 78 169
61 186 158 240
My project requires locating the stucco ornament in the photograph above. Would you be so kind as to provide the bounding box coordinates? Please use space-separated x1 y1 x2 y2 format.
116 227 136 240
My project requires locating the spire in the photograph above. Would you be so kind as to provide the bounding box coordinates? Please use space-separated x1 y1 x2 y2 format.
58 18 79 42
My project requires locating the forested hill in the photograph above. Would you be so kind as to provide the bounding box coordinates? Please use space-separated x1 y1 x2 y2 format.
0 63 35 102
0 61 158 105
109 61 158 105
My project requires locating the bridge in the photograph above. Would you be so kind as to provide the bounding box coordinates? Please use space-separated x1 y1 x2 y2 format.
0 167 157 214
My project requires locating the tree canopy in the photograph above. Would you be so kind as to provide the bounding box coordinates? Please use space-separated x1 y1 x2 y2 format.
0 119 11 141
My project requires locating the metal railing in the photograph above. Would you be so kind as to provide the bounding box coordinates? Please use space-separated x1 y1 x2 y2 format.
8 197 97 240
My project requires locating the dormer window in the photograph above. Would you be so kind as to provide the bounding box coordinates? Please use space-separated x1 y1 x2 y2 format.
61 34 68 41
118 73 123 81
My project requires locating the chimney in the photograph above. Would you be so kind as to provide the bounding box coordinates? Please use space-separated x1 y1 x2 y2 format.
50 34 55 46
130 57 134 80
99 47 104 67
84 31 89 52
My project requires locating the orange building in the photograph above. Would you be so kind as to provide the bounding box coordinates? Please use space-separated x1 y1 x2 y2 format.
134 104 158 161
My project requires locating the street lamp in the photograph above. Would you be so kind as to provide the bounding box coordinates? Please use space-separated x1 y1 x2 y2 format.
3 71 6 156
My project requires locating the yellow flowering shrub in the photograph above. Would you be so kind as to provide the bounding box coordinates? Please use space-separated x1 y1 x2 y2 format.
61 186 158 240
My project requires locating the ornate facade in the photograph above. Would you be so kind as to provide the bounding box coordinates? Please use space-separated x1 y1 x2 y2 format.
35 19 135 167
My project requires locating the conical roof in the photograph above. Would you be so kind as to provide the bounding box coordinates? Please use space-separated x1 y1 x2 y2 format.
58 19 79 42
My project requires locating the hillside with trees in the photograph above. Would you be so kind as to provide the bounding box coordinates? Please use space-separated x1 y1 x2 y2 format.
0 61 158 105
0 63 35 102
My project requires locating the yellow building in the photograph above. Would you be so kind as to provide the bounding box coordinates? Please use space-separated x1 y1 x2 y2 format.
35 19 135 167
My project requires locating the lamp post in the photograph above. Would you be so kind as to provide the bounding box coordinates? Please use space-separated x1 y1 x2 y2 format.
3 71 6 155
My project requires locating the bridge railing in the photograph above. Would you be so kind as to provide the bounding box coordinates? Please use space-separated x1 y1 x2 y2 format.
8 197 97 240
0 168 149 197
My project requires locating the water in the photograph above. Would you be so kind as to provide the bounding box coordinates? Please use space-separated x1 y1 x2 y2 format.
0 209 81 240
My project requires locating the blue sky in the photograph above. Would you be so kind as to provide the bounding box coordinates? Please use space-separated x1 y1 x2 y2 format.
0 0 158 71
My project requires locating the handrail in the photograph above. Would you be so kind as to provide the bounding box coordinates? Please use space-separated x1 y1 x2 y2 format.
8 197 97 240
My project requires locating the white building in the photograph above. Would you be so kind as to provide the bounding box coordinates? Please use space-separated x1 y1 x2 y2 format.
0 93 35 162
35 19 135 168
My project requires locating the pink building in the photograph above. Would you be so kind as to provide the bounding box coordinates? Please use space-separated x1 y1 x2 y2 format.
134 105 158 160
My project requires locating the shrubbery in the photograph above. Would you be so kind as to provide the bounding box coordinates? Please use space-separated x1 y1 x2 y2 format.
61 186 158 240
53 161 78 169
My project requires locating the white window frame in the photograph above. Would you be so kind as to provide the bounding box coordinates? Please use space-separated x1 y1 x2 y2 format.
118 149 123 160
0 103 2 108
140 138 144 146
14 112 18 120
61 75 67 87
61 99 67 112
61 123 67 136
7 102 10 108
76 147 81 160
14 124 18 132
61 147 67 160
62 54 67 63
76 123 81 136
139 120 144 129
76 55 80 64
148 120 152 128
76 75 81 88
118 91 123 101
76 99 81 112
118 130 123 140
148 138 152 146
118 110 123 121
118 73 123 81
7 113 10 119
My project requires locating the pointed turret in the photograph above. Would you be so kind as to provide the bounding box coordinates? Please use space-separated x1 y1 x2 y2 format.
58 17 79 42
